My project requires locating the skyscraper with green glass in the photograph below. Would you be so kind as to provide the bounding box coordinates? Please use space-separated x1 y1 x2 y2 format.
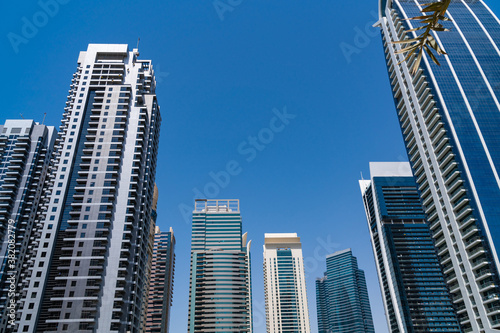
187 199 252 333
316 249 374 333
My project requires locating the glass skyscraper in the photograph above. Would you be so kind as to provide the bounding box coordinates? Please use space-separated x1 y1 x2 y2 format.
377 1 500 331
360 162 461 332
188 199 253 333
14 44 161 333
263 233 311 333
316 249 374 333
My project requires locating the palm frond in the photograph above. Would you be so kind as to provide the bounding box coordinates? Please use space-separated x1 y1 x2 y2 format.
393 0 452 74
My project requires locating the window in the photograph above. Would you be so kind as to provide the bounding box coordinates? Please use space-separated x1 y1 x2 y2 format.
52 207 57 212
50 216 55 221
79 242 84 247
28 303 34 309
48 224 53 229
41 252 46 257
82 224 87 229
71 125 76 129
43 242 48 248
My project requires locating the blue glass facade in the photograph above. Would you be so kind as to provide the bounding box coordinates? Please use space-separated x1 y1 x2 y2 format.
362 172 461 332
397 0 500 270
276 249 299 330
315 249 374 333
379 1 500 330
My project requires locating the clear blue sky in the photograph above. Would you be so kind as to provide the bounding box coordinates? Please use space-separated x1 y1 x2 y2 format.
3 1 500 332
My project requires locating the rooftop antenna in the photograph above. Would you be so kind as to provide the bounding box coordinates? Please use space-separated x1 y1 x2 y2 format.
360 171 364 181
20 113 24 119
42 112 47 125
132 37 140 67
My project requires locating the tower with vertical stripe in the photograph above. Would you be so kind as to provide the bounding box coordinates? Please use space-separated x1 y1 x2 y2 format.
377 1 500 331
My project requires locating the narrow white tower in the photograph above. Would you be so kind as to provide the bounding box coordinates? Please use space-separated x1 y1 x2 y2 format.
263 233 310 333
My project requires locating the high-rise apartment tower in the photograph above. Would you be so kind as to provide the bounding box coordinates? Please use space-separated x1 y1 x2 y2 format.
16 44 161 333
0 120 55 332
146 226 175 333
316 249 374 333
360 162 461 332
188 199 252 333
263 233 311 333
377 1 500 331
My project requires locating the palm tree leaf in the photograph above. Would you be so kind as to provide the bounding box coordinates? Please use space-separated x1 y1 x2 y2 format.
423 44 441 66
